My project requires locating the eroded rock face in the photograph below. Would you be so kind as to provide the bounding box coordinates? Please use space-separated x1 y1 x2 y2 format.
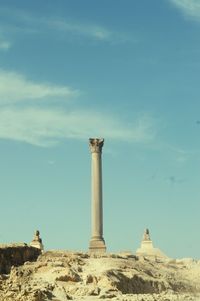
0 251 199 300
0 243 41 274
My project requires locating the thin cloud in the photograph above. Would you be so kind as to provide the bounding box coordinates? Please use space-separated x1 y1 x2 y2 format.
48 19 112 41
0 70 78 104
167 145 196 163
0 7 132 43
0 67 154 147
0 107 155 147
41 18 133 44
169 0 200 21
48 160 56 165
0 39 11 50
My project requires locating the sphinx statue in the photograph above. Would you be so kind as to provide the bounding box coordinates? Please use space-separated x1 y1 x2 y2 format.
30 230 44 251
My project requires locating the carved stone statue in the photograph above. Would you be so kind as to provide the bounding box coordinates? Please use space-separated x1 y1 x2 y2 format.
142 228 151 241
30 230 44 251
136 228 168 258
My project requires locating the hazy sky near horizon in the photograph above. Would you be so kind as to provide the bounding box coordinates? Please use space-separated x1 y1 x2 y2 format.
0 0 200 258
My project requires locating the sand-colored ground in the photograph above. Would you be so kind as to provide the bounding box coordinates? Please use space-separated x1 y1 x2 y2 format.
0 251 200 300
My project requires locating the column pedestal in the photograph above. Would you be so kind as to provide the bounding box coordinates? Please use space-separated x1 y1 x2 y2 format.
89 237 106 253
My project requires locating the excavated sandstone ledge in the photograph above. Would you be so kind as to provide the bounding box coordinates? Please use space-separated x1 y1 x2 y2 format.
0 243 41 274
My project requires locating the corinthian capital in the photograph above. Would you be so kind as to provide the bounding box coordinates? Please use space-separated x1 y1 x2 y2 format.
89 138 104 153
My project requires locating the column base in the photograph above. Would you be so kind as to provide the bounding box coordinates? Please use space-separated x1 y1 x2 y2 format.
89 237 106 253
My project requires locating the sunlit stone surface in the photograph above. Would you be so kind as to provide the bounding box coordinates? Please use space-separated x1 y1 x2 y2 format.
136 228 168 258
89 138 106 253
30 230 44 251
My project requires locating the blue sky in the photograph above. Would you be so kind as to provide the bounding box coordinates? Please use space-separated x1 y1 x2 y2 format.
0 0 200 258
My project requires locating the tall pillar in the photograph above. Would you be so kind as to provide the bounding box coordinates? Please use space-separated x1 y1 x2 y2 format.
89 138 106 253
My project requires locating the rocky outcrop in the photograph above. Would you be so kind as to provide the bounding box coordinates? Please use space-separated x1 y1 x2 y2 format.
0 243 41 274
0 251 199 300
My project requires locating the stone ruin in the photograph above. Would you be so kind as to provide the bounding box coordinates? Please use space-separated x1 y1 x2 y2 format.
30 230 44 251
136 228 168 259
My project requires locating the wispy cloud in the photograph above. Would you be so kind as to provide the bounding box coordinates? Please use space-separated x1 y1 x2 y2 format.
0 67 155 147
48 160 55 165
167 145 191 163
0 70 78 104
0 107 155 147
0 39 11 50
169 0 200 21
0 7 132 43
40 18 132 43
166 144 200 164
47 19 112 41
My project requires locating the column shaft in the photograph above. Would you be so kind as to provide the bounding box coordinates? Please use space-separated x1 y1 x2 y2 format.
89 138 106 253
91 152 103 238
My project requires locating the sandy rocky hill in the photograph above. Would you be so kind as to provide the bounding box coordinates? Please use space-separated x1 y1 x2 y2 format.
0 248 200 301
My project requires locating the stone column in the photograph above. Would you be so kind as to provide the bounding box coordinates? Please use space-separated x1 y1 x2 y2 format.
89 138 106 253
